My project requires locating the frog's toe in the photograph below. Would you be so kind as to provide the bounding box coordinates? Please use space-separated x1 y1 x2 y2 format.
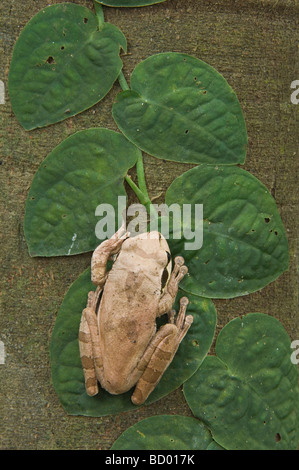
174 255 184 266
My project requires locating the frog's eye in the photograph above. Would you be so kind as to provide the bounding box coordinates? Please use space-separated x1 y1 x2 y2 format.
161 267 170 291
161 251 172 291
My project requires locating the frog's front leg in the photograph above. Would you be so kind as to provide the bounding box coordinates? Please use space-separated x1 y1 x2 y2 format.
131 296 193 405
91 222 129 286
79 287 103 396
158 256 188 316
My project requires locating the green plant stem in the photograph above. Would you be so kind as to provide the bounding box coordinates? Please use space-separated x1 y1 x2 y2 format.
118 70 130 91
113 26 157 224
136 152 150 201
124 175 149 208
125 174 159 224
124 174 154 217
118 70 154 218
94 1 105 29
92 2 154 220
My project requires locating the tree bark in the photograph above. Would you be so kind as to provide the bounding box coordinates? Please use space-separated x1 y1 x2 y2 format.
0 0 298 450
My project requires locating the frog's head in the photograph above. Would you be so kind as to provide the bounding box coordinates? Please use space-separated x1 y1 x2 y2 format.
121 231 171 272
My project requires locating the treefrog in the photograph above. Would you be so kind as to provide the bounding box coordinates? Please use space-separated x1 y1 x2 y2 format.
79 225 193 405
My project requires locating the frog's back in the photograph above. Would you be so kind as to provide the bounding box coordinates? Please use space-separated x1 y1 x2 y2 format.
97 233 169 394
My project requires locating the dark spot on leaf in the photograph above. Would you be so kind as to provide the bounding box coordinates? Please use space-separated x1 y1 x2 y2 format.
203 90 207 94
204 259 210 264
251 229 255 232
192 339 199 347
31 197 35 200
46 56 55 64
62 214 67 218
83 17 88 24
275 433 281 442
185 129 189 134
274 231 278 236
264 217 270 223
61 46 65 50
194 77 197 81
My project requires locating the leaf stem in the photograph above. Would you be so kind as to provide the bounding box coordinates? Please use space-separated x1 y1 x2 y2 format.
125 175 148 206
94 1 105 29
136 152 150 201
125 175 152 215
118 70 130 91
125 174 159 225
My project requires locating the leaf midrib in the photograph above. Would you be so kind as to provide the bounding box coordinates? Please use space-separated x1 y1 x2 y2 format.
219 356 296 449
17 24 121 126
128 91 242 160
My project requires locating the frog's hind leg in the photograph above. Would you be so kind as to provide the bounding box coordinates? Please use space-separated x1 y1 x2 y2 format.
131 296 193 406
79 287 103 396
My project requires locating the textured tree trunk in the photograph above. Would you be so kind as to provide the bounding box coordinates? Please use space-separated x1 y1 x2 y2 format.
0 0 298 450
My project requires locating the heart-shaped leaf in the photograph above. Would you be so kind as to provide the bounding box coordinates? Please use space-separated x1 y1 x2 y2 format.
165 165 289 298
50 268 217 417
183 313 299 450
111 415 223 450
113 52 247 165
24 128 140 257
8 3 126 130
96 0 167 6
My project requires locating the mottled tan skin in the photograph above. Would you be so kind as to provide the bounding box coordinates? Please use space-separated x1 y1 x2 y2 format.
79 227 193 405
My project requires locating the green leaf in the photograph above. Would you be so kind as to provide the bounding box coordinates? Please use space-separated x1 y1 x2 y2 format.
112 52 247 165
96 0 167 6
8 3 126 130
111 415 223 450
50 268 217 417
165 165 289 298
24 128 139 257
183 313 299 450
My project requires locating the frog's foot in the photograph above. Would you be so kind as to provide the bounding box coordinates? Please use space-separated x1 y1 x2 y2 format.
167 297 192 332
86 286 103 315
91 223 130 285
167 256 188 296
86 286 102 309
131 296 193 406
175 296 193 339
167 309 176 324
109 221 130 254
158 257 188 316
